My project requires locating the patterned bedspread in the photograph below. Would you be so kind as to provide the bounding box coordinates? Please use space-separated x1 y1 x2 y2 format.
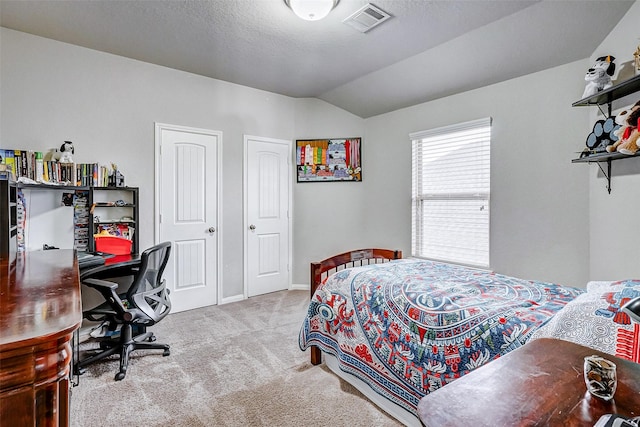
299 259 583 414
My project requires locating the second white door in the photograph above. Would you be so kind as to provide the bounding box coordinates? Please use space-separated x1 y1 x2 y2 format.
245 136 291 297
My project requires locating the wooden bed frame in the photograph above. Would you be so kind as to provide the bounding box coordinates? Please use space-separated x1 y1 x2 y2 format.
309 248 402 365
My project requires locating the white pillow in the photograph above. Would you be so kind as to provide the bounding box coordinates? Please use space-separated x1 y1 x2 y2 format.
531 279 640 362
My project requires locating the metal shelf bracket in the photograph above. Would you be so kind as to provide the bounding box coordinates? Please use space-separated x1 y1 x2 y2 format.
594 159 612 194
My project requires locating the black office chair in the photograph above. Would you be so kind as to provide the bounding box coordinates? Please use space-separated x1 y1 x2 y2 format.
76 241 172 381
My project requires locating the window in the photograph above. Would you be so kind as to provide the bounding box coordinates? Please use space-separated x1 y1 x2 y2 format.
411 117 491 267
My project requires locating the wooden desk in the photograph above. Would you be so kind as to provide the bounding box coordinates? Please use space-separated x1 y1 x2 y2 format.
417 338 640 426
0 250 82 427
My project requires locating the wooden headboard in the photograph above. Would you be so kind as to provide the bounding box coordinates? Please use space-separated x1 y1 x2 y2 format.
310 248 402 296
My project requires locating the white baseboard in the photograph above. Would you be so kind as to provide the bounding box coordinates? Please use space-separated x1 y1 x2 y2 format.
219 293 245 305
220 287 308 305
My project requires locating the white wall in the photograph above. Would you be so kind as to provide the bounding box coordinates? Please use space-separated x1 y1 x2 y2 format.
0 28 364 296
291 98 366 283
364 61 592 288
586 1 640 281
358 1 640 286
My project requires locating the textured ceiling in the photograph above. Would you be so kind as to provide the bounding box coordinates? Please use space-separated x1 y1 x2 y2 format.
0 0 635 118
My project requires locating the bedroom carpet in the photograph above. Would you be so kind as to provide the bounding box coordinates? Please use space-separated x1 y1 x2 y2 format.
70 289 403 426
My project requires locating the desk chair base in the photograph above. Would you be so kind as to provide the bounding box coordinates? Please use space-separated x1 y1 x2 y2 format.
76 324 170 381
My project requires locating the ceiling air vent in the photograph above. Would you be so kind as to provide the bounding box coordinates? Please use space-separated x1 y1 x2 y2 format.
343 3 392 33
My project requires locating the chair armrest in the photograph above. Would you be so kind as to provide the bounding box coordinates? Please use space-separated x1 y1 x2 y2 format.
83 278 128 314
82 278 118 291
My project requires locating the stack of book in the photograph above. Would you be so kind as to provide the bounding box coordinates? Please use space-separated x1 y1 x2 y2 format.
73 191 90 251
1 149 122 187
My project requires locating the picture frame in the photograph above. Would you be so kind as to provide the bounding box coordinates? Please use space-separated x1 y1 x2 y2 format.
296 137 362 183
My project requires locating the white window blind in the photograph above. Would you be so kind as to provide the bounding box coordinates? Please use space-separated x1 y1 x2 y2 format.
411 117 491 268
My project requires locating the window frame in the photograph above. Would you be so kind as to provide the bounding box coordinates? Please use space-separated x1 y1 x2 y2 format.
410 117 491 268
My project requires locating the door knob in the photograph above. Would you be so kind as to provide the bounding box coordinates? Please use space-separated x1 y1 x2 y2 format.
208 227 216 233
249 224 256 230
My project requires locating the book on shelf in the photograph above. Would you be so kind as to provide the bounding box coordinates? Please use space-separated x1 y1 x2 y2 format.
35 152 44 182
3 151 15 179
17 150 26 178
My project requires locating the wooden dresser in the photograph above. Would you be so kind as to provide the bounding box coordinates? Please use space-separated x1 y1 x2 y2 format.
418 338 640 426
0 250 82 427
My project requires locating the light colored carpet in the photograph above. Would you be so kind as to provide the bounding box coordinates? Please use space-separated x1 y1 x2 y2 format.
70 289 403 426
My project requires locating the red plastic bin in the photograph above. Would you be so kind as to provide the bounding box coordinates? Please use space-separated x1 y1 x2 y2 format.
94 235 133 255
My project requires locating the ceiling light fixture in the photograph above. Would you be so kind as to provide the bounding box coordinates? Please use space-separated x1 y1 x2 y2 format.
284 0 339 21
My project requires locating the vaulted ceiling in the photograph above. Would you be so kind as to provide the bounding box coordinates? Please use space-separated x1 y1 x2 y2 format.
0 0 634 118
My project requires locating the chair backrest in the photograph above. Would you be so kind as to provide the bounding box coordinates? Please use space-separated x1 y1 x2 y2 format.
127 241 172 323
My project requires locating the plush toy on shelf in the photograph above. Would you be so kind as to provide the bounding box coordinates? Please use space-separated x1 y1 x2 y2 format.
57 141 75 163
582 55 616 99
607 101 640 155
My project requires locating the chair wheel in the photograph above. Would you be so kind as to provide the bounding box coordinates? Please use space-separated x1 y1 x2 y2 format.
163 349 170 357
115 372 126 381
148 335 156 342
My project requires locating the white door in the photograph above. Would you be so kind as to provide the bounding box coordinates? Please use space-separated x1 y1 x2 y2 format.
244 136 291 297
156 123 221 313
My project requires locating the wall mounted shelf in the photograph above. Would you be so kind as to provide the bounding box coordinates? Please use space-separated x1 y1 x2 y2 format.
572 152 640 193
572 74 640 193
572 74 640 115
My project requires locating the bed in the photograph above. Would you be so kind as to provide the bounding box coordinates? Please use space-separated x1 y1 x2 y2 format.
298 249 585 425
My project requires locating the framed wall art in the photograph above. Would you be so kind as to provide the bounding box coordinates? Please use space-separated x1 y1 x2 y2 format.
296 137 361 182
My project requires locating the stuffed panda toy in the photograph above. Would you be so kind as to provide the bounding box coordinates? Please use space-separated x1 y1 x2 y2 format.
582 56 616 99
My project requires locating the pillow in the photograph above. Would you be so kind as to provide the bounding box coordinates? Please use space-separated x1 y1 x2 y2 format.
530 279 640 362
586 280 623 293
